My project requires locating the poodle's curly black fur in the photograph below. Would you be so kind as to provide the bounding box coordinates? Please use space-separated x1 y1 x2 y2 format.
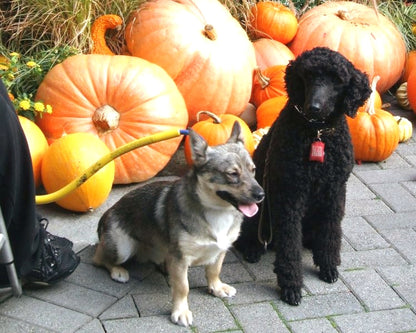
235 47 371 306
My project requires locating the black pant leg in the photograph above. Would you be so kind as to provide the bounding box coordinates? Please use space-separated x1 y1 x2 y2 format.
0 81 40 283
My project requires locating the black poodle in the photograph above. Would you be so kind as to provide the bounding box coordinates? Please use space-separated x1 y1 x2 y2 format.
235 47 371 305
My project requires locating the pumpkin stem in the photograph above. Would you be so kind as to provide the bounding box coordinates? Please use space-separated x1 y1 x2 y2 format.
336 9 351 21
254 67 270 89
197 110 221 124
364 75 380 116
90 14 123 55
93 105 120 133
203 24 217 40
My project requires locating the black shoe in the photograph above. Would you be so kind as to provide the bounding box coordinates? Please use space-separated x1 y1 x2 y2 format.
38 217 73 249
23 222 80 285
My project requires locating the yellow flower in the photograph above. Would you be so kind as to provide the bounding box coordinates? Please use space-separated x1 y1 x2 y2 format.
19 99 31 110
26 61 37 68
34 102 45 112
46 104 53 114
9 52 19 58
0 64 8 71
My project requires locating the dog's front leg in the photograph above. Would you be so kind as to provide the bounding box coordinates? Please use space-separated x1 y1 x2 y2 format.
206 251 236 298
166 256 193 327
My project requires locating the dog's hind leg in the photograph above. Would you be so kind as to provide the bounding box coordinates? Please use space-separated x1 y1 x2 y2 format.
93 242 130 283
167 256 193 327
206 251 236 298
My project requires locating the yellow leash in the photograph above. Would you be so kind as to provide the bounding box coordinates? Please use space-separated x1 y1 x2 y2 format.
35 129 188 205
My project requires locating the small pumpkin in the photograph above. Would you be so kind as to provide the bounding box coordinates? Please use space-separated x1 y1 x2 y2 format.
35 54 188 184
289 1 406 93
407 70 416 113
395 82 412 111
183 111 255 165
251 65 287 107
91 14 123 55
252 126 270 149
256 95 288 129
253 38 295 69
41 132 115 212
18 116 49 188
394 116 413 143
125 0 256 125
249 2 298 44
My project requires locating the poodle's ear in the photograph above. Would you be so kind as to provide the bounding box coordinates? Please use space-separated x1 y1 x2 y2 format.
342 66 372 118
284 58 305 106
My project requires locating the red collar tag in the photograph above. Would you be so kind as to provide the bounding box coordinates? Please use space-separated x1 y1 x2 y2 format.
309 140 325 162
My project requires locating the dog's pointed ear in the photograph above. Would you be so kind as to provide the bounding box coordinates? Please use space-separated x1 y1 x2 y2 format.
227 121 245 145
343 67 372 118
189 129 208 166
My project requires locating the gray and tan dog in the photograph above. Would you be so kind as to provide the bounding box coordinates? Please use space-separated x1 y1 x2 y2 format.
93 122 264 326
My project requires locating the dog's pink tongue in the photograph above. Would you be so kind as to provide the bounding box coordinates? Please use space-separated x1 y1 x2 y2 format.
238 203 259 217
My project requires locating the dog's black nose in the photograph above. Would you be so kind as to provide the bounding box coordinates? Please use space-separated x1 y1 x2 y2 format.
253 187 265 202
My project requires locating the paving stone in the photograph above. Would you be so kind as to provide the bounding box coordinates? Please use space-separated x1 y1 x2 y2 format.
379 228 416 263
65 262 139 298
332 308 416 333
288 318 338 333
132 291 171 317
99 295 138 320
354 168 416 185
369 183 416 212
24 281 117 317
188 289 239 333
340 248 407 270
342 217 389 250
0 295 91 332
345 198 392 217
75 319 105 333
128 271 170 295
378 264 416 286
366 211 416 230
0 314 54 333
231 302 289 333
346 174 376 200
340 269 404 311
102 315 190 333
274 292 363 321
227 281 280 305
239 250 277 282
375 152 413 169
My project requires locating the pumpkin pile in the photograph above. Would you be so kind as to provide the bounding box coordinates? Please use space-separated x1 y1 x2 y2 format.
10 0 415 213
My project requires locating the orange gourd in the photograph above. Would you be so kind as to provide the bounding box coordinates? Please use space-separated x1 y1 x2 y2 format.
18 116 49 188
35 54 188 184
249 2 298 45
347 77 399 162
41 132 115 212
91 14 123 55
251 65 287 107
253 38 295 69
289 1 406 93
402 50 416 83
408 70 416 113
183 111 255 165
256 95 288 129
125 0 256 125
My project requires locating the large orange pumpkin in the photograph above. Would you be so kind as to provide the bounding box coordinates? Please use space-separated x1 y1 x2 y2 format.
183 111 255 165
249 2 298 45
253 38 295 69
18 116 49 188
408 70 416 113
251 65 287 107
289 1 406 93
402 50 416 83
41 133 115 212
125 0 256 125
35 54 188 184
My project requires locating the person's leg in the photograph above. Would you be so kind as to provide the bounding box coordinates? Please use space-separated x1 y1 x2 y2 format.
0 81 79 285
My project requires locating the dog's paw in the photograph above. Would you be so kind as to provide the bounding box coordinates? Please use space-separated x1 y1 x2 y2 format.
280 286 302 306
171 309 193 327
110 266 129 283
319 266 339 283
209 282 237 298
